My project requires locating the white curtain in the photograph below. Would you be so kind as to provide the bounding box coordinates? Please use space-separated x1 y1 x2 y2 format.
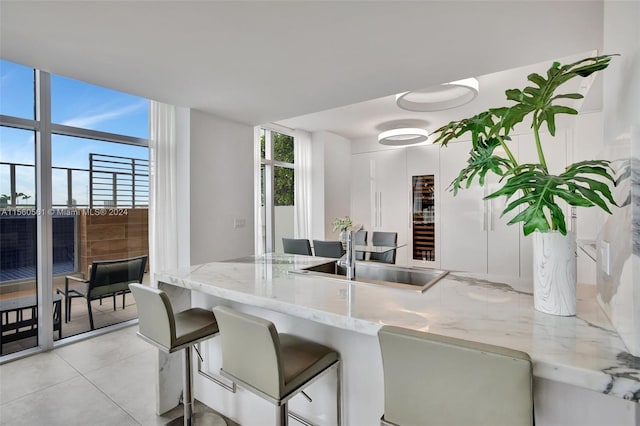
149 101 178 286
253 126 264 255
294 129 312 239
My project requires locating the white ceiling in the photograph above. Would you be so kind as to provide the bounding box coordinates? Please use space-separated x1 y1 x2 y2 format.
0 1 604 129
278 51 604 140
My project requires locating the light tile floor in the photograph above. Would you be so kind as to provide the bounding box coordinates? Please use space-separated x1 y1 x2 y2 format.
0 326 236 426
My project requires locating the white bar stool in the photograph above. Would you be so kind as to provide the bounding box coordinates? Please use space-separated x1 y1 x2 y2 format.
213 305 341 426
129 283 227 426
378 325 533 426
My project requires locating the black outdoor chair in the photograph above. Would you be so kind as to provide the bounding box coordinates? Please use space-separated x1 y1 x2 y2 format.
57 255 147 330
282 238 312 256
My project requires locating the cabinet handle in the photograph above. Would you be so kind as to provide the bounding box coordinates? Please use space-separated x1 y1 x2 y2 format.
379 192 383 228
482 199 488 231
374 191 379 227
409 189 412 230
371 181 377 228
488 197 493 231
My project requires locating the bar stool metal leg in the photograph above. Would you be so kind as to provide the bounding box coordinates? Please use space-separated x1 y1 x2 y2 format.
166 345 227 426
276 403 288 426
184 345 194 423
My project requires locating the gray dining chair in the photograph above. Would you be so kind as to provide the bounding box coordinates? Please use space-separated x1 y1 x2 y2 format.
282 238 312 255
313 240 345 258
369 232 397 264
378 326 533 426
353 230 367 261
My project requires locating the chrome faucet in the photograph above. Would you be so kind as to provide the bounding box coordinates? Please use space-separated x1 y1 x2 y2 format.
338 230 355 280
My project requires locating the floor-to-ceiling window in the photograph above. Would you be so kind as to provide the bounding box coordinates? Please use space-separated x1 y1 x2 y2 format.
259 127 295 253
0 59 149 356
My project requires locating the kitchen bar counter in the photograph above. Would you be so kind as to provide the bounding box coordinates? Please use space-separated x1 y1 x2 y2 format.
156 253 640 402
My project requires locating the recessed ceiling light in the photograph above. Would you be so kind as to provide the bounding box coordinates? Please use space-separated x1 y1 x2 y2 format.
396 78 479 112
378 128 429 146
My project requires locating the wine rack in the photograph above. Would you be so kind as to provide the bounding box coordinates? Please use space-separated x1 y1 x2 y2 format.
412 175 435 261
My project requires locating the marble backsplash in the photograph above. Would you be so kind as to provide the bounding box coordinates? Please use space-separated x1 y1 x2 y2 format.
597 134 639 356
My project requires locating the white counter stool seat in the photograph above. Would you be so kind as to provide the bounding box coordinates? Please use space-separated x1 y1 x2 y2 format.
129 283 226 426
378 325 533 426
213 305 341 426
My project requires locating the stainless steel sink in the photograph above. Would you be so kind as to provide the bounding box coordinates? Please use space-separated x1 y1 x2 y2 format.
290 261 448 292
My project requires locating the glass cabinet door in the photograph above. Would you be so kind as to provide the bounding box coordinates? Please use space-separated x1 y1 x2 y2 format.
412 175 435 261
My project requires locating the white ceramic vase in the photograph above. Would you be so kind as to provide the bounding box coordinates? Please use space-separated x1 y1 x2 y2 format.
533 230 577 316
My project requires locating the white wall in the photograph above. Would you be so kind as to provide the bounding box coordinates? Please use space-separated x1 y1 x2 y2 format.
274 205 294 253
189 110 255 264
311 133 326 239
310 131 351 240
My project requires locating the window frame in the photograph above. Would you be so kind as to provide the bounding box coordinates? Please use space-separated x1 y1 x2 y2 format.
0 64 149 360
259 125 295 254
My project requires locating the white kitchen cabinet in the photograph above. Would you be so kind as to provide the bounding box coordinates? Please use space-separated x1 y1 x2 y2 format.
439 139 520 276
485 139 521 277
349 130 567 276
350 149 408 265
350 152 374 232
439 140 488 273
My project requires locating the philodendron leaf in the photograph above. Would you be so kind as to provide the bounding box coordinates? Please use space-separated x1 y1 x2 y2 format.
527 73 547 88
540 105 578 135
485 160 616 235
551 93 584 101
448 137 515 195
498 55 617 136
433 111 496 147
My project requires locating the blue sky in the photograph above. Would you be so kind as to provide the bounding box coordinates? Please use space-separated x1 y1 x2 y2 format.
0 59 149 206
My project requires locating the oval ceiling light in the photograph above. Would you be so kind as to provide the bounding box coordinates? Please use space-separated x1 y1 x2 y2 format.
378 128 429 146
396 78 479 112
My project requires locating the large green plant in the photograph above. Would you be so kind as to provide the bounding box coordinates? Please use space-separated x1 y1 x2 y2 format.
433 55 618 236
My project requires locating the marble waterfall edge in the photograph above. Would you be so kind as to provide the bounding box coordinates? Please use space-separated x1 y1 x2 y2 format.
533 231 577 316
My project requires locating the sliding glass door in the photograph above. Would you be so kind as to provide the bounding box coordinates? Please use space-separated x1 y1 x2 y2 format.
0 62 40 355
0 59 149 356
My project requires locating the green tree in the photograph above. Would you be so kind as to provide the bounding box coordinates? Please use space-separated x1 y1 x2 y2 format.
261 132 295 206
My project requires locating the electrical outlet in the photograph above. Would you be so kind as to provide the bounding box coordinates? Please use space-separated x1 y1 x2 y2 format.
601 241 611 276
234 218 246 229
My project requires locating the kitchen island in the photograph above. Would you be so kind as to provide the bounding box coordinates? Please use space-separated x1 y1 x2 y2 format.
156 254 639 425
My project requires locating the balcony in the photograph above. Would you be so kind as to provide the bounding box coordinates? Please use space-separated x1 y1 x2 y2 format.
0 154 149 355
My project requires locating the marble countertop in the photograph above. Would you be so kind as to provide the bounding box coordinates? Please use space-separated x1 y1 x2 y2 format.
156 254 640 402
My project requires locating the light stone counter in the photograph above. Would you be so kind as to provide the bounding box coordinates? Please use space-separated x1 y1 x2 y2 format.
156 253 640 404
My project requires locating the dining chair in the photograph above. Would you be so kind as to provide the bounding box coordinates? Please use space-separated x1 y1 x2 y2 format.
352 230 367 261
58 255 147 329
369 232 397 264
282 238 312 255
313 240 345 258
